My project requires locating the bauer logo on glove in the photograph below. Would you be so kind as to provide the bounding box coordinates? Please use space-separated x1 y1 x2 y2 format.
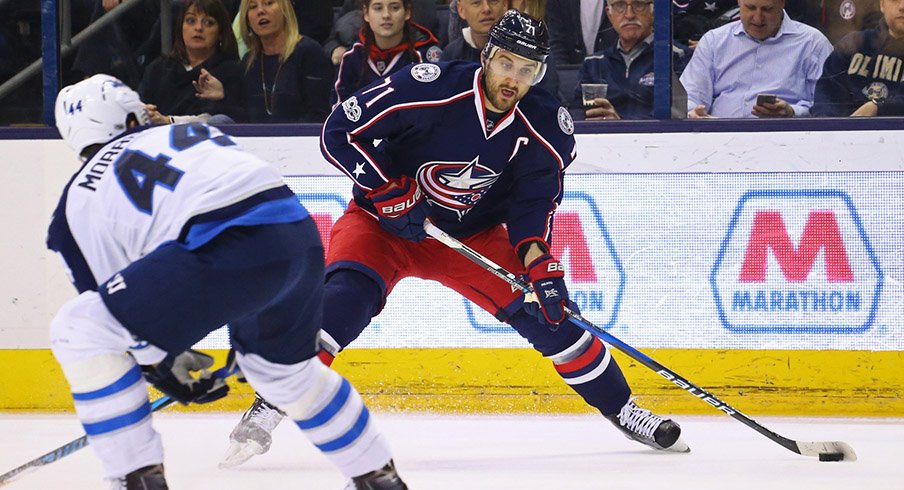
377 186 423 218
525 253 570 328
365 175 431 242
545 262 564 273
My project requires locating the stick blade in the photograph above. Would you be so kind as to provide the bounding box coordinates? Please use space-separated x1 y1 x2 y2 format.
797 441 857 462
0 465 38 487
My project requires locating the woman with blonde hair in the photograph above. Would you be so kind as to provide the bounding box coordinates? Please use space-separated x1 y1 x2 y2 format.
199 0 332 122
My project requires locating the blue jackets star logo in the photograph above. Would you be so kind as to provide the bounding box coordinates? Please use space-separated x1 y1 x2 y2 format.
417 157 500 219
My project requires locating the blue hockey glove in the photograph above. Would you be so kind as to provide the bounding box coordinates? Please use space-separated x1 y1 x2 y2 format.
366 175 430 242
525 254 570 328
141 350 229 405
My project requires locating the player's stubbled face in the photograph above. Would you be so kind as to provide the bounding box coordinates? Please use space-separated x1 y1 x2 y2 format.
483 51 538 112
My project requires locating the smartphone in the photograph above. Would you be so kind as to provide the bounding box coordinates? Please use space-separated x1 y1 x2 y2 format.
756 93 777 105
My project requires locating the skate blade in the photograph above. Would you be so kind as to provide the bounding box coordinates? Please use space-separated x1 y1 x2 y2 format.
661 437 691 453
218 440 265 469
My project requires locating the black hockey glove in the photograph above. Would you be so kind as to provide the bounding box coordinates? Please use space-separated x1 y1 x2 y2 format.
366 176 430 242
141 350 229 405
524 253 571 329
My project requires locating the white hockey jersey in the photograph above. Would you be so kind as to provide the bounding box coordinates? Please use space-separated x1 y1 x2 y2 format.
48 123 307 292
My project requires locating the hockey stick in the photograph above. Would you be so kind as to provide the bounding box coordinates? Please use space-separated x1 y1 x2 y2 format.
423 221 857 462
0 365 235 487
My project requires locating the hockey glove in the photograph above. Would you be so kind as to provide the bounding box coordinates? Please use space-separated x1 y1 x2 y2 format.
524 254 570 329
366 175 430 242
141 350 229 405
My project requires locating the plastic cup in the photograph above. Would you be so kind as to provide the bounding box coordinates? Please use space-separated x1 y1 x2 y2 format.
581 83 608 108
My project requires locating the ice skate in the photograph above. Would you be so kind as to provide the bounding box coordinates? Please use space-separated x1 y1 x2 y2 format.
343 460 409 490
219 395 285 468
606 398 690 452
108 464 168 490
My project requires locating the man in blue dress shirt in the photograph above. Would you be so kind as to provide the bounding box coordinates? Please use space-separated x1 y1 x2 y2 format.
679 0 833 118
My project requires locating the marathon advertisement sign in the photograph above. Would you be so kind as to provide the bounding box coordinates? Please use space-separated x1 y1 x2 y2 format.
262 173 901 352
6 130 904 351
711 190 883 334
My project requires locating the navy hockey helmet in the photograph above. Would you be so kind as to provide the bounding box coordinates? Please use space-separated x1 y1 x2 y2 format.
482 10 550 84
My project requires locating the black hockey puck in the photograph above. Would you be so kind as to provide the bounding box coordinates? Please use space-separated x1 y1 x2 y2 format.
819 452 844 462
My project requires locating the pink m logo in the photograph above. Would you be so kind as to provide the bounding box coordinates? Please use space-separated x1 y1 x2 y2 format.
739 210 854 283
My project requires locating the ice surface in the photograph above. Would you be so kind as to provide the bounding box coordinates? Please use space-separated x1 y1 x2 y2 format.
1 413 900 489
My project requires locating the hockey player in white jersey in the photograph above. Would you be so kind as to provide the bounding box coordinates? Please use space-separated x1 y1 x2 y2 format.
48 74 408 490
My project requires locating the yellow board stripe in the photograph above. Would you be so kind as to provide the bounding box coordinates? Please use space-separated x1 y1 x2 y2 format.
2 349 901 415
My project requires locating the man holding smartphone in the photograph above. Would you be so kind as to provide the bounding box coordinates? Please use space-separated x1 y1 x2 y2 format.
679 0 833 118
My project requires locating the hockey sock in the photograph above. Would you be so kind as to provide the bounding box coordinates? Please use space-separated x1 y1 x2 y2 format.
236 352 392 478
290 366 392 477
49 292 165 479
509 308 632 416
58 353 164 479
547 330 632 415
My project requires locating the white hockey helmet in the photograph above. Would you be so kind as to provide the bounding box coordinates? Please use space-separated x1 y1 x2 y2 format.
54 74 149 158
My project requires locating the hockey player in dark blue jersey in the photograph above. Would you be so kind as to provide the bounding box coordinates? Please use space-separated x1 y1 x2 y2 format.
222 10 689 469
47 75 407 490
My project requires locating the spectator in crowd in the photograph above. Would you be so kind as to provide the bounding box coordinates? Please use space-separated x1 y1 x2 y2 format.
679 0 833 118
546 0 619 66
231 0 334 58
798 0 882 44
573 0 692 120
672 0 738 47
139 0 244 125
443 4 560 100
332 0 442 106
206 0 332 122
812 0 904 116
71 0 163 89
441 0 510 61
325 0 439 65
447 0 546 45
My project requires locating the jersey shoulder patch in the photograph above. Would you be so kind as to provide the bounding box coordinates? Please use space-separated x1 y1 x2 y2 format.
342 96 362 122
557 106 574 135
410 63 441 82
425 45 443 63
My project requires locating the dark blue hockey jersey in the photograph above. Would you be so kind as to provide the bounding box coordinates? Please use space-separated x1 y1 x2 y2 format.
331 23 442 106
321 61 578 249
813 20 904 116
